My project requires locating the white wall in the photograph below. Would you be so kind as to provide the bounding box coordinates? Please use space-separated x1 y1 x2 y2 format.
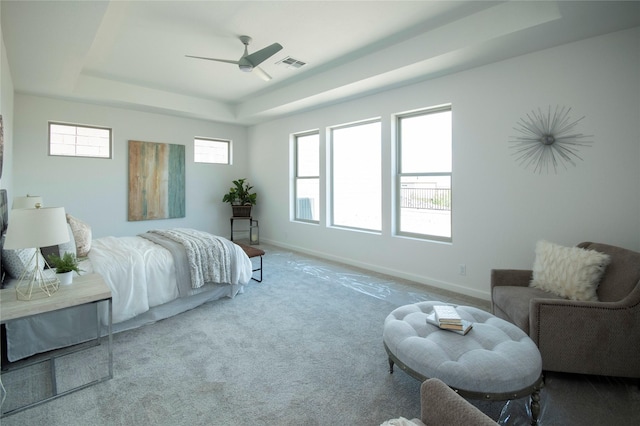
13 95 249 238
248 27 640 300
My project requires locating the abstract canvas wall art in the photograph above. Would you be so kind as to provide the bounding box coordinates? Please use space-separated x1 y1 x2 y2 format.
128 140 185 221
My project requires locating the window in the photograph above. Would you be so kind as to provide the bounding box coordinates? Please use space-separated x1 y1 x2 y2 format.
397 106 452 241
49 122 112 158
330 120 381 231
294 131 320 222
194 137 230 164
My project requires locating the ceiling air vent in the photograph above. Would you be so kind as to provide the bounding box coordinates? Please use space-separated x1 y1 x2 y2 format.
276 56 306 69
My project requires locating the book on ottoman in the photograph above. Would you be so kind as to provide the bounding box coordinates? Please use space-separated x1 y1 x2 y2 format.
433 305 462 325
427 306 473 335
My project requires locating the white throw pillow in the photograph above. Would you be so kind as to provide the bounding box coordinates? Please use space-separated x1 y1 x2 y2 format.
530 240 610 301
2 248 46 279
58 223 77 257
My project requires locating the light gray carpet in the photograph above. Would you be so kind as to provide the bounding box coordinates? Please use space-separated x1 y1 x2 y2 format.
2 245 639 425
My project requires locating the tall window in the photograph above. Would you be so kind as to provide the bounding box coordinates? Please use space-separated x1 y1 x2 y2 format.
331 119 381 231
49 122 112 158
294 131 320 222
397 106 452 241
194 137 230 164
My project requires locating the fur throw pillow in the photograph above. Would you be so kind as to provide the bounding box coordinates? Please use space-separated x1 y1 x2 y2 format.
530 240 610 301
66 214 91 257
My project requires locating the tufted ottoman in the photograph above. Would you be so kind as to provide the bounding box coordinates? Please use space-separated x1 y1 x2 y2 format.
383 301 543 424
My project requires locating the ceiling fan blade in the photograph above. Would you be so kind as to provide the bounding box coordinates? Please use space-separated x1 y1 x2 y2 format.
245 42 283 67
252 66 272 81
185 55 239 65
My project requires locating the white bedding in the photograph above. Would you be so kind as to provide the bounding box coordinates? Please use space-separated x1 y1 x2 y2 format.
4 231 253 361
88 234 252 324
88 236 179 323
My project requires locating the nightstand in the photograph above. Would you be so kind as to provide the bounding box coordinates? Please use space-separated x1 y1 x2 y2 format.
0 273 113 417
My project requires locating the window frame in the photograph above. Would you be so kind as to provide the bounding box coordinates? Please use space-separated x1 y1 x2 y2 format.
194 137 231 164
293 130 320 223
48 121 112 159
329 118 382 233
395 105 452 242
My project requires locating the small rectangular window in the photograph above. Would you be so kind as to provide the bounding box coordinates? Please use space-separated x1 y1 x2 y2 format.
194 138 230 164
49 122 112 158
294 131 320 222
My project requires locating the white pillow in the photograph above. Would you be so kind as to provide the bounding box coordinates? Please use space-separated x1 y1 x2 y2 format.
530 240 610 301
2 248 47 279
58 223 77 257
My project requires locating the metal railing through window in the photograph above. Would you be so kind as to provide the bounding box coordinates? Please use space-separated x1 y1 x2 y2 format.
400 188 451 211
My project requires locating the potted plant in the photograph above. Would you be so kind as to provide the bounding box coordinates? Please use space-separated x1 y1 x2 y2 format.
47 252 82 285
222 178 257 217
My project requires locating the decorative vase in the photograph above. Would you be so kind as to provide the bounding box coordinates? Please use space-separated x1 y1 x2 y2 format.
57 271 73 285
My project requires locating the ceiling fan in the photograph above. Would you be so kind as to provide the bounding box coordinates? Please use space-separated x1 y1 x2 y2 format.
186 35 283 81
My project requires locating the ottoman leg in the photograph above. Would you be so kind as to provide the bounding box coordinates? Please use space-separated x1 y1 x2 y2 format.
388 358 394 374
530 388 541 425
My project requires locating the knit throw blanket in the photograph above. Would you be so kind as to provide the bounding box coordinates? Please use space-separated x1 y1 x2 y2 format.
147 228 232 289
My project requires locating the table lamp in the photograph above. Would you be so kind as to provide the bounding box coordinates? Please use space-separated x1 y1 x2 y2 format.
12 195 43 209
4 205 70 300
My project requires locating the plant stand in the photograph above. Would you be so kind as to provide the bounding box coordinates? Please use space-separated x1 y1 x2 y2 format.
230 217 259 243
232 205 252 217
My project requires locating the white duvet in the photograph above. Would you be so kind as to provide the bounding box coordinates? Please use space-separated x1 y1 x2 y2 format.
87 235 252 324
5 233 253 361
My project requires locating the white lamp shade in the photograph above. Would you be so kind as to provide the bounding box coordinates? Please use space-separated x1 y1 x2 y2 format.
4 207 70 249
12 195 44 209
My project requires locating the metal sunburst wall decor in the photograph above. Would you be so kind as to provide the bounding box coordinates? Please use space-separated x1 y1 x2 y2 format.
509 105 593 174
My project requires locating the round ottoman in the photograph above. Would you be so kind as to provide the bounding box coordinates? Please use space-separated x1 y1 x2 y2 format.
383 301 543 423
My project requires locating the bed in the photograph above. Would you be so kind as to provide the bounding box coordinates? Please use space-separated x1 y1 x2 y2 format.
1 207 252 362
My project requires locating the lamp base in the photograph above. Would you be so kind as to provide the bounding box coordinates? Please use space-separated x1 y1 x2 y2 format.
15 251 60 301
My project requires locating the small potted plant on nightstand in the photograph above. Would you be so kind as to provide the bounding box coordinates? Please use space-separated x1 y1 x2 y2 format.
47 252 82 285
222 178 257 217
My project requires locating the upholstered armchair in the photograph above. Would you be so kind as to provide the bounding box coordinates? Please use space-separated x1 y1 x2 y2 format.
418 378 498 425
491 242 640 378
381 378 497 426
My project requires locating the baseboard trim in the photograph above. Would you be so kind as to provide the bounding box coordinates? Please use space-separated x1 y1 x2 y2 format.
261 238 491 302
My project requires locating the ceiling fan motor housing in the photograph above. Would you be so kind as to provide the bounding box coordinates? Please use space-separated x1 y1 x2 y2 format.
239 36 253 71
238 60 253 72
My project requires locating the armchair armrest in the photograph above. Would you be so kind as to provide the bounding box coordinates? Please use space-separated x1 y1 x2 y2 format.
491 269 532 289
420 378 497 425
529 284 640 377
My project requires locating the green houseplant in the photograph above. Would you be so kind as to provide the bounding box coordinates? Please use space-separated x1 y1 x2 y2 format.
222 178 257 217
47 252 82 285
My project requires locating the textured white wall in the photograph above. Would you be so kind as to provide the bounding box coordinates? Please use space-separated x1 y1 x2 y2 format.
12 95 249 238
248 27 640 300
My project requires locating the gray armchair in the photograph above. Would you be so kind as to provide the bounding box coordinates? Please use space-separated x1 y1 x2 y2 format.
491 242 640 378
418 378 497 425
384 378 497 425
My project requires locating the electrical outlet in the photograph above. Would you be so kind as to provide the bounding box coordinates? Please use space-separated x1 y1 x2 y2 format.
458 264 466 276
